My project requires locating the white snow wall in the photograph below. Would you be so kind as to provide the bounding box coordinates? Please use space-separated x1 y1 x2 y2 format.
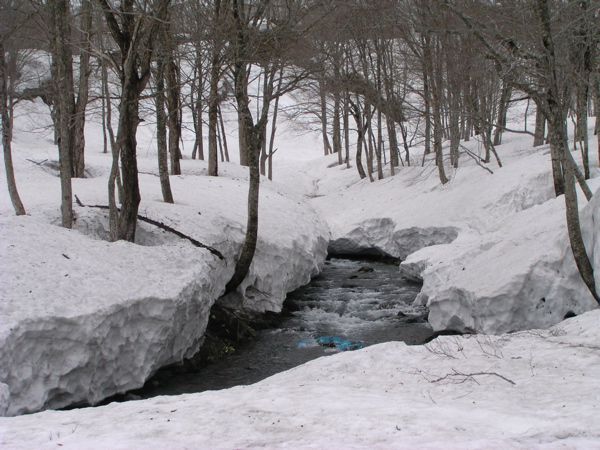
407 191 600 334
0 181 329 416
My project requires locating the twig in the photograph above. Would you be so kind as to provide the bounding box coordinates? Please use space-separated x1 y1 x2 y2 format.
430 368 515 385
459 144 494 174
26 158 48 165
74 195 224 260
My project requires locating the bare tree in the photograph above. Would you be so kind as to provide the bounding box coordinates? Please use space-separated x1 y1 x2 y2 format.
0 31 25 215
49 0 74 228
96 0 170 242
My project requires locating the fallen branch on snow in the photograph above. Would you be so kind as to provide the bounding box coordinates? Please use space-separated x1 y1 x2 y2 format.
74 195 225 260
430 368 515 385
459 144 494 175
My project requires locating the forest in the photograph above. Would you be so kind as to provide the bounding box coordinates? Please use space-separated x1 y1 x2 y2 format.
1 0 600 448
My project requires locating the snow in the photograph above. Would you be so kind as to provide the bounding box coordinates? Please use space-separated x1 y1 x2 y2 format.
0 102 329 415
1 309 599 448
2 75 600 446
290 126 600 334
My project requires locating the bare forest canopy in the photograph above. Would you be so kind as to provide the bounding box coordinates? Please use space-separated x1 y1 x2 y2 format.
1 0 599 298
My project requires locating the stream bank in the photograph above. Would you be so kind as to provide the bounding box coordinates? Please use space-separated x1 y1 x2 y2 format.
119 257 433 399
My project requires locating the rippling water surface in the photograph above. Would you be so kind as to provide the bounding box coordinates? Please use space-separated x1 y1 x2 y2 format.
134 258 432 398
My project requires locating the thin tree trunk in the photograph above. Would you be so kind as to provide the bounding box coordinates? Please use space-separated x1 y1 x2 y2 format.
217 116 225 162
387 116 399 174
208 0 222 174
101 59 108 154
218 103 229 162
426 35 448 184
191 50 205 160
319 78 331 156
576 85 590 179
0 43 25 215
71 0 92 178
551 116 598 302
207 56 220 175
343 89 350 168
493 82 511 146
166 54 182 175
376 107 384 179
49 0 74 228
365 104 375 182
333 89 342 165
533 101 546 147
266 69 283 180
350 100 367 179
155 42 174 204
422 62 432 154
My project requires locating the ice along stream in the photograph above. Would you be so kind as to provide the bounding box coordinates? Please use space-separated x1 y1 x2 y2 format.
130 258 433 398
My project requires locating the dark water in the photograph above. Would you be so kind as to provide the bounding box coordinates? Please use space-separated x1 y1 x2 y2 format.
133 258 432 398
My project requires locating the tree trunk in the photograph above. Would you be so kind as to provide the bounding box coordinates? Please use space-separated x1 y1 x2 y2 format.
350 101 367 179
319 79 331 156
101 59 108 154
493 82 511 146
191 50 205 160
218 103 229 162
422 61 432 154
549 115 598 302
166 54 182 175
375 107 384 180
207 54 220 176
387 116 400 170
533 101 546 147
426 36 448 184
49 0 74 228
365 105 375 182
155 42 174 204
576 85 590 179
71 0 92 178
0 43 25 215
343 90 350 168
114 76 143 241
333 89 342 165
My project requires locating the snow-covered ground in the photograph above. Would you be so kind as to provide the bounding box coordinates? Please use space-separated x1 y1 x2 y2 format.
2 83 600 447
286 121 600 334
0 101 329 416
1 310 599 448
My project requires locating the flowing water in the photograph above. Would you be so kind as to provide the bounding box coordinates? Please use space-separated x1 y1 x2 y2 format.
131 258 432 398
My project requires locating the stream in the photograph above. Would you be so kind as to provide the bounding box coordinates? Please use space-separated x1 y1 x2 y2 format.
129 258 433 399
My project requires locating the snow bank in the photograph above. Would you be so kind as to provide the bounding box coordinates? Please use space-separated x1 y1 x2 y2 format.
1 309 599 448
0 123 329 416
291 127 600 334
408 190 599 333
304 143 556 260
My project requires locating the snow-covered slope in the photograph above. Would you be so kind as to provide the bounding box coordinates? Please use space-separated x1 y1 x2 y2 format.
0 112 329 416
1 309 599 448
286 126 600 334
407 189 600 333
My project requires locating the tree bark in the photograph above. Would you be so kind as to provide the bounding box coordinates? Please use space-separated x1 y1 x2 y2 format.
97 0 169 242
533 100 546 147
191 50 205 160
319 78 331 156
218 103 229 162
166 53 182 175
49 0 74 228
155 40 174 204
350 99 367 179
71 0 92 178
493 82 511 146
0 42 25 215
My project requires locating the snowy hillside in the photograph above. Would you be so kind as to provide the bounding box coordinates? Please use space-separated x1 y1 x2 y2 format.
285 124 600 334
